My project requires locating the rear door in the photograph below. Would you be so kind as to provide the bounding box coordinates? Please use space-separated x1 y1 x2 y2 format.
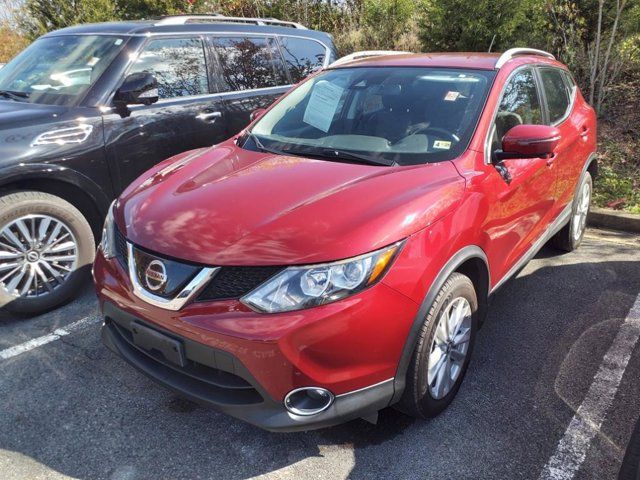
208 35 291 136
103 36 228 192
484 67 559 275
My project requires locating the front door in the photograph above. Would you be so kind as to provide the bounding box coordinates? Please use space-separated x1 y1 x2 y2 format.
483 67 559 279
103 36 229 192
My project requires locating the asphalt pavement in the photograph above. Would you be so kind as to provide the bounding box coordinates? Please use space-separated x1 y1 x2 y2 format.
1 228 639 480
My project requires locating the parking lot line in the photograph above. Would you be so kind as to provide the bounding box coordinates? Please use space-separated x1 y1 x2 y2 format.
0 313 100 361
539 292 640 480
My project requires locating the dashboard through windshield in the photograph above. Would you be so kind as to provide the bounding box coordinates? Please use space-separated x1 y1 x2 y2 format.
246 66 495 166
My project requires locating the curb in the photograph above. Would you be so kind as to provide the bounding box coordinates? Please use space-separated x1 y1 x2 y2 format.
588 207 640 234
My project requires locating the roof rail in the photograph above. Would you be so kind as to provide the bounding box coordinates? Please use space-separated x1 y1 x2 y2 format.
329 50 411 68
154 14 307 29
495 48 555 69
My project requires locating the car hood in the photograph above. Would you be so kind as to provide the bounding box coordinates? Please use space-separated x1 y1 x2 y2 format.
117 142 465 265
0 100 67 129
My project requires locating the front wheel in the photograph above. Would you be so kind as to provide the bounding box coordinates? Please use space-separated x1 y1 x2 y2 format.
0 191 95 315
399 272 478 418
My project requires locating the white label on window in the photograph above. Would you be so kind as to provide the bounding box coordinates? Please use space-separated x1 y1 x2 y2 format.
303 80 345 133
444 91 460 101
433 140 452 149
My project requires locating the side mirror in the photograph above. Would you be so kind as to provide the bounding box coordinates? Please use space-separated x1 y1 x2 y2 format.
114 72 158 107
250 108 266 122
495 124 561 161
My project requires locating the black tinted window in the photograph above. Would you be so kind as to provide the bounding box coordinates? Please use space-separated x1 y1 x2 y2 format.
130 37 208 99
213 37 287 91
279 37 326 83
494 68 543 141
540 68 572 123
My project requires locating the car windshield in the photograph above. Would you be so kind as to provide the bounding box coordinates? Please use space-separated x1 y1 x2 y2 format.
246 66 495 166
0 35 125 106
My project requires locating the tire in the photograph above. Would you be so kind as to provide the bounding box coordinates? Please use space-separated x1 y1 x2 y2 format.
0 191 95 315
551 172 592 252
399 272 478 418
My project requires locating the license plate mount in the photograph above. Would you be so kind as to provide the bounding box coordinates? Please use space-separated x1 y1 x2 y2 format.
131 322 186 368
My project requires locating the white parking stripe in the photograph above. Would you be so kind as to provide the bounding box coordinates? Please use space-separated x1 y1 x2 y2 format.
0 313 100 361
539 293 640 480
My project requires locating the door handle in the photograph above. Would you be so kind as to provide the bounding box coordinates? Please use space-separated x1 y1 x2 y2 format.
580 125 589 137
196 111 222 122
546 153 556 167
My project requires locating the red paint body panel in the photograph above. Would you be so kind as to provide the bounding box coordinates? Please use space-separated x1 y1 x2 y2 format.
94 53 597 426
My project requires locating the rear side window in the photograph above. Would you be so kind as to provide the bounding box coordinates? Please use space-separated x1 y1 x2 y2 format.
212 37 287 91
539 68 572 124
129 37 208 99
279 37 326 83
493 68 543 142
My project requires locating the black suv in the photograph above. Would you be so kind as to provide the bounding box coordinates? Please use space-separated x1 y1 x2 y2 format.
0 15 336 314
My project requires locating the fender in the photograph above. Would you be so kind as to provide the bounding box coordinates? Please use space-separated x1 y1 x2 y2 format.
0 163 112 217
390 244 490 404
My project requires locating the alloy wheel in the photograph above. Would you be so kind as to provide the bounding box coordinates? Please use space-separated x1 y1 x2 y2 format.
572 181 591 241
0 214 78 298
427 296 472 400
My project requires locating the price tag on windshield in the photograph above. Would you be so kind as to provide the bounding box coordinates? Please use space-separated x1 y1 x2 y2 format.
303 81 345 133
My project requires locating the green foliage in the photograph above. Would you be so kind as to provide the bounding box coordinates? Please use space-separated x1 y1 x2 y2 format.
21 0 117 39
419 0 548 52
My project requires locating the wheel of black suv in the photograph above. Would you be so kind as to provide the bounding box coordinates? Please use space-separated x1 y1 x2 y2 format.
551 171 592 252
0 192 95 315
399 272 478 418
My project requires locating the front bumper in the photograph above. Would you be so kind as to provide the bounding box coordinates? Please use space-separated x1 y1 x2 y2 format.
101 302 394 432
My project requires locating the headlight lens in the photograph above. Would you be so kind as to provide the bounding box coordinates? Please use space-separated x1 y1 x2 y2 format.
241 242 403 313
99 201 117 259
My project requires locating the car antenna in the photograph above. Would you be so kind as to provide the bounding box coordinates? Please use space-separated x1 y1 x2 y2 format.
488 34 497 53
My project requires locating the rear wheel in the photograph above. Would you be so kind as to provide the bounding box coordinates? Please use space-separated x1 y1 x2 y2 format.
551 172 592 252
0 191 95 315
399 272 478 418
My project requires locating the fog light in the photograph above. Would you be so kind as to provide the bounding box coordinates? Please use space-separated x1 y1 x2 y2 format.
284 387 334 416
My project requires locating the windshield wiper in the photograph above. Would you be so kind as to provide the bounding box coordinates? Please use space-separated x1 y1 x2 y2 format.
247 133 290 157
0 90 29 102
282 146 395 167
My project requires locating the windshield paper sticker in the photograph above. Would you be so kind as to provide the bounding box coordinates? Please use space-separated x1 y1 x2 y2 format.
444 91 460 101
303 81 345 133
433 140 452 149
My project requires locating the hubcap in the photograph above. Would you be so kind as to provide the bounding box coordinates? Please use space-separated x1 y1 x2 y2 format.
427 297 472 400
0 214 78 299
572 181 591 241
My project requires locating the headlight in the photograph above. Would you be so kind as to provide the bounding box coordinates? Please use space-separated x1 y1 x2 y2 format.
241 242 403 313
99 201 117 259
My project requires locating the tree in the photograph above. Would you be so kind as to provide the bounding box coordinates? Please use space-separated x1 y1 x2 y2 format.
21 0 117 39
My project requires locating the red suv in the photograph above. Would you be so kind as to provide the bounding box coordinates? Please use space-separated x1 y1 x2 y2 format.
93 48 596 431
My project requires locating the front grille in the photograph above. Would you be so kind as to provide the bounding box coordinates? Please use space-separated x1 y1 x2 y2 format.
197 266 284 301
115 228 128 269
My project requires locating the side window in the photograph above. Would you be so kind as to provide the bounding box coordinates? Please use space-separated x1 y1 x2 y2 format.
539 68 572 124
129 37 208 99
493 68 543 144
279 37 326 83
212 37 288 91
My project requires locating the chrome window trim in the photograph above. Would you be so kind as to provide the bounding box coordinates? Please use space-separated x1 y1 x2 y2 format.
483 64 535 165
112 32 330 103
127 243 218 311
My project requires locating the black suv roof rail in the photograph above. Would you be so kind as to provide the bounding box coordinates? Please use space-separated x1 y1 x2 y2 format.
154 14 308 30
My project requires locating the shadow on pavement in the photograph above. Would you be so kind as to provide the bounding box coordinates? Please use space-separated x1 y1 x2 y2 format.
1 243 639 480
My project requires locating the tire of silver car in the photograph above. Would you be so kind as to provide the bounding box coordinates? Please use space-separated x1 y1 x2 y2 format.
399 272 478 418
0 191 95 315
551 171 593 252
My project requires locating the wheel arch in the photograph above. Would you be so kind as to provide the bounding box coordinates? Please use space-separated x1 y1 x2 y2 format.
390 245 490 404
0 164 112 242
